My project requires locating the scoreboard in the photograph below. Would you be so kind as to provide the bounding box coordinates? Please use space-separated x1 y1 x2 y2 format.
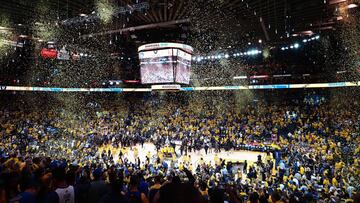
138 43 193 84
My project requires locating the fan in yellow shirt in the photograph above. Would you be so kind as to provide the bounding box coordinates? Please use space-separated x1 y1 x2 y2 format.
300 166 305 175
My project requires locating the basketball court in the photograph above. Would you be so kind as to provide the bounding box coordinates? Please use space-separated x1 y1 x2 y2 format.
100 142 268 171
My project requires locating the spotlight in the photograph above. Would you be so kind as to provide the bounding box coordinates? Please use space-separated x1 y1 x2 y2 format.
302 39 307 43
225 54 229 58
294 43 300 49
315 35 320 39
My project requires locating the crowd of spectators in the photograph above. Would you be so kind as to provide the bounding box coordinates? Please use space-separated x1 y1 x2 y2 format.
0 96 359 203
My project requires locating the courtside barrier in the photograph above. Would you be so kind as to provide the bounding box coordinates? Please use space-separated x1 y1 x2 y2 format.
0 81 359 92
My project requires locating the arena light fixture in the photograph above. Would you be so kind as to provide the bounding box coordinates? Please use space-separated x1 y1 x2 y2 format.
273 74 292 78
233 76 248 79
294 43 300 49
250 75 269 79
329 0 346 5
336 16 344 21
300 30 314 36
347 4 358 9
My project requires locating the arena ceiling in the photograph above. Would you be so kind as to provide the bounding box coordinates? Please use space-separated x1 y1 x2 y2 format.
0 0 350 43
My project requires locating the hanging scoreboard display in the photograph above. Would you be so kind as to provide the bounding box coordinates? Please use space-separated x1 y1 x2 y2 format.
138 43 193 84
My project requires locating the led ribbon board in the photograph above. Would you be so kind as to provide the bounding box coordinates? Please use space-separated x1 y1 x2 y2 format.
1 82 359 92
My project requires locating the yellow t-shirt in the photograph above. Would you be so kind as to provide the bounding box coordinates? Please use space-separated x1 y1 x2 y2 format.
300 166 305 175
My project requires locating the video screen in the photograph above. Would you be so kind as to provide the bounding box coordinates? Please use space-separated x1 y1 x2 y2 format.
175 49 192 84
139 49 175 84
